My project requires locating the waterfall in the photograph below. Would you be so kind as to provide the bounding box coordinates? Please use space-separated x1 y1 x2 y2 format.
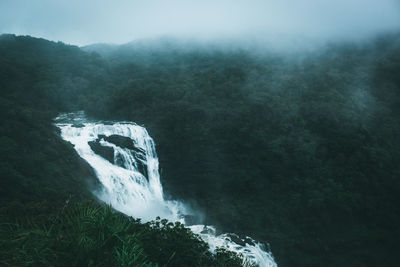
55 111 277 267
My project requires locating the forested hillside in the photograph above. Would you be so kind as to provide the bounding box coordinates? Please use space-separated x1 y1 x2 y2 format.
0 34 241 267
84 35 400 266
1 33 400 266
0 34 104 206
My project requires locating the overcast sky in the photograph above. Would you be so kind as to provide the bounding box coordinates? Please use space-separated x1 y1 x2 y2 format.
0 0 399 46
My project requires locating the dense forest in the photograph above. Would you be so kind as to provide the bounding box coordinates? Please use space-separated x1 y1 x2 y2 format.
1 33 400 266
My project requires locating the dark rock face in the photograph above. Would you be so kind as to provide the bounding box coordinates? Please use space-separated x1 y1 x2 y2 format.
136 159 148 180
114 153 126 168
102 135 135 150
89 134 149 180
102 134 146 155
226 233 256 246
72 123 85 128
88 140 114 164
103 135 148 178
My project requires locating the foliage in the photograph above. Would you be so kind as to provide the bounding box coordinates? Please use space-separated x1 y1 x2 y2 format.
1 33 400 266
0 201 241 266
85 35 400 267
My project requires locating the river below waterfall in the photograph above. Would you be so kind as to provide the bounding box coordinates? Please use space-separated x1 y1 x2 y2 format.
55 111 277 267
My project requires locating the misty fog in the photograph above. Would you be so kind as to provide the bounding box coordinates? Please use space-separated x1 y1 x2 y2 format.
1 0 399 46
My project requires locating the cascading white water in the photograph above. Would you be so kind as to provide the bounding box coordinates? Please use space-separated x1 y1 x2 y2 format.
55 112 277 267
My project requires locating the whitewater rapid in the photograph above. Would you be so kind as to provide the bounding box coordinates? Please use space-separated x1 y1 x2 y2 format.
55 112 276 267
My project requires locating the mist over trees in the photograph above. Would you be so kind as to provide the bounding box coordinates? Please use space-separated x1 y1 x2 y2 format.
1 0 400 45
84 34 400 266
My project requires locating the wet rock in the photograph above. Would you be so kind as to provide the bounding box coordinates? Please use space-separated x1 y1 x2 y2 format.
244 237 255 246
136 159 148 180
103 135 135 149
227 234 246 246
103 135 146 155
88 140 114 163
226 233 255 246
91 134 149 179
114 153 126 168
98 134 107 140
72 123 85 128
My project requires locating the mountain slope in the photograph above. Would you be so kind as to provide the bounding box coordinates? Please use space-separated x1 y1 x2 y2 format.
0 34 243 267
1 33 400 266
85 34 400 266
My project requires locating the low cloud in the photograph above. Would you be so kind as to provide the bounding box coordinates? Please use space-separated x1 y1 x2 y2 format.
0 0 399 45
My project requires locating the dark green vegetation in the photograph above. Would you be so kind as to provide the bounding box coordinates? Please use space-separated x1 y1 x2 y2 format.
1 201 241 266
1 33 400 266
0 35 100 220
0 34 241 266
